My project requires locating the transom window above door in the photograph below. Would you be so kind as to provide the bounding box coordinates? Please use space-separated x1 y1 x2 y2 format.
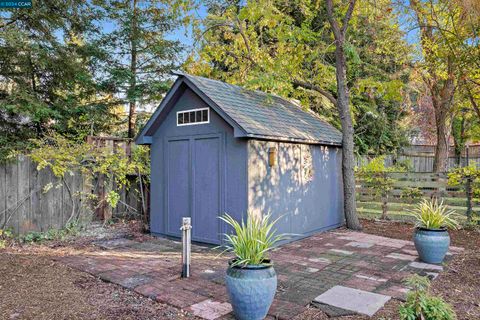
177 108 209 126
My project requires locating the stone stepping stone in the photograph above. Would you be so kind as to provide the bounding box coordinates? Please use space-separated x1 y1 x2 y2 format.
93 238 137 250
313 285 391 317
188 299 232 320
346 241 374 248
408 261 443 271
329 249 354 255
386 253 417 261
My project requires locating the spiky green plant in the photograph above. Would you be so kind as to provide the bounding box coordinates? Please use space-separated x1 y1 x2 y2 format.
406 199 459 230
219 212 286 267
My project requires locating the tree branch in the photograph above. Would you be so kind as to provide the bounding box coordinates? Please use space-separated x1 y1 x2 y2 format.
466 84 480 119
326 0 341 40
293 79 337 106
342 0 356 35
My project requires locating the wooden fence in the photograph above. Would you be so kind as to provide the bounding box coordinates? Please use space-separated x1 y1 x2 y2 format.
0 155 144 235
356 172 479 220
357 144 480 172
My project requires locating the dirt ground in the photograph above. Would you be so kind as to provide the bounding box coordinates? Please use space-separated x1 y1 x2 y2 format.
0 219 478 320
0 222 198 320
360 219 480 320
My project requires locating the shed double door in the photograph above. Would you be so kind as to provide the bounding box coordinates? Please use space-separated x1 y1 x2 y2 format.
165 134 223 244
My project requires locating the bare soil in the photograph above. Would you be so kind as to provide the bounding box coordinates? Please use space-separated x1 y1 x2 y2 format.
0 219 478 320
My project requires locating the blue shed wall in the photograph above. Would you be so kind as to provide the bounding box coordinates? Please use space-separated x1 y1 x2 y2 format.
247 140 344 239
150 87 248 243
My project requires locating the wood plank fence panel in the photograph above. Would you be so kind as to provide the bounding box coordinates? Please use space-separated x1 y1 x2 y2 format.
0 163 6 228
5 158 18 233
0 156 146 235
356 171 479 220
357 144 480 172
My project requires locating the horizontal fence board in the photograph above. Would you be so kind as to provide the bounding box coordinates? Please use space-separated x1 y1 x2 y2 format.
356 171 477 220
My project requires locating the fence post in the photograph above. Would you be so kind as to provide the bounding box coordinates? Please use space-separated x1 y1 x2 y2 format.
466 177 473 222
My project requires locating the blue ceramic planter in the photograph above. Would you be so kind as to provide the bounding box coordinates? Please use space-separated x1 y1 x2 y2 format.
225 261 277 320
413 227 450 264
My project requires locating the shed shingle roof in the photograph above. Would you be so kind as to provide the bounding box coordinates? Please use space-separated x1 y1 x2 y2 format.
182 73 342 145
136 73 342 146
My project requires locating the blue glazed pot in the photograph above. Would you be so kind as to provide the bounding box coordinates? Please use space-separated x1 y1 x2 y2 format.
413 227 450 264
225 260 277 320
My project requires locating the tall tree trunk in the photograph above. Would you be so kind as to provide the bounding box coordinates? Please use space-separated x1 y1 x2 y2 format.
431 72 455 172
432 106 449 172
411 0 456 173
335 40 361 230
127 0 138 139
326 0 362 230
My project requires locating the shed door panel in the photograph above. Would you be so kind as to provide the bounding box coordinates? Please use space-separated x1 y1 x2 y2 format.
165 134 223 243
192 136 221 243
166 139 190 236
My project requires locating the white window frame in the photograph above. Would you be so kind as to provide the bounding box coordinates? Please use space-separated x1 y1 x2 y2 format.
176 107 210 126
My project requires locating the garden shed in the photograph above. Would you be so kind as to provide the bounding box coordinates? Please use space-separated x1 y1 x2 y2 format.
136 72 344 244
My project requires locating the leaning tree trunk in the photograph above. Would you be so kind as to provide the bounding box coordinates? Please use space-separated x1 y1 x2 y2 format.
325 0 361 230
335 36 362 230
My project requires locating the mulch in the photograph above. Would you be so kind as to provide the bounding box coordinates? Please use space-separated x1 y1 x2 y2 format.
0 219 478 320
360 218 480 320
0 252 196 320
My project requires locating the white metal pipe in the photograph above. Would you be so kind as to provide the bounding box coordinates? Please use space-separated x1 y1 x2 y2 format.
180 217 192 278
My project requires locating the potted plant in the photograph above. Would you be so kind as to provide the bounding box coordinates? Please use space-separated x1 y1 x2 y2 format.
407 199 459 264
219 212 285 320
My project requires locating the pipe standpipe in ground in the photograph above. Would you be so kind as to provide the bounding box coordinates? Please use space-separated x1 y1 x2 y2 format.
181 217 192 278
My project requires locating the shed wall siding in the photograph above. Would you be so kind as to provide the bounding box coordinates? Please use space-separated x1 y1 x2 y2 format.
150 87 248 240
247 140 344 237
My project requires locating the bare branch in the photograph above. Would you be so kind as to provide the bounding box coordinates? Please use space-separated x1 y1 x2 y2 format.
466 83 480 119
342 0 356 35
325 0 341 40
293 79 337 106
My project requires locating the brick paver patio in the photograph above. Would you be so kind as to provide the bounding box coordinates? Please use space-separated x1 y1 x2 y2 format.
57 230 463 319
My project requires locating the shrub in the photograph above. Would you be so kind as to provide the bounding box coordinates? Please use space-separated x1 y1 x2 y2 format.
406 198 459 230
448 165 480 223
400 187 423 201
21 221 81 243
356 156 406 219
219 212 286 267
0 228 13 249
399 275 456 320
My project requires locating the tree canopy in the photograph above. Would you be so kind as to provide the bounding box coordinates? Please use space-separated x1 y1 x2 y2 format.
186 0 413 156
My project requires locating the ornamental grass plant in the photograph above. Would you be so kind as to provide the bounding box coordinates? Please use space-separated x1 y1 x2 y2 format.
219 212 286 267
407 198 459 230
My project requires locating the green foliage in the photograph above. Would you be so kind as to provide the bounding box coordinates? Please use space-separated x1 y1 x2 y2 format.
96 0 195 137
106 190 121 209
395 159 414 172
29 133 150 217
401 187 423 200
0 0 195 157
188 0 412 155
399 275 456 320
21 221 81 244
0 228 14 249
219 212 286 267
0 1 120 160
356 156 405 196
356 156 408 219
406 199 459 230
448 165 480 199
